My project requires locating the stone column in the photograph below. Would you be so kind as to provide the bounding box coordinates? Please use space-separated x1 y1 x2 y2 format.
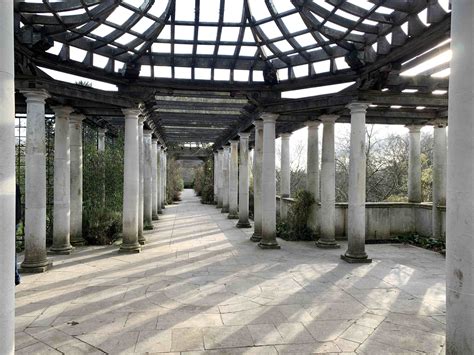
213 151 218 204
69 114 86 246
407 125 423 203
237 132 251 228
432 121 447 239
228 139 239 219
221 145 230 213
259 113 280 249
152 138 159 220
143 130 153 229
20 90 52 272
98 128 107 152
137 118 144 242
280 133 291 220
306 120 320 231
157 143 162 214
0 2 16 351
161 148 166 208
251 120 264 242
316 115 340 249
163 150 168 207
446 2 474 352
120 109 141 253
342 102 371 263
217 149 224 208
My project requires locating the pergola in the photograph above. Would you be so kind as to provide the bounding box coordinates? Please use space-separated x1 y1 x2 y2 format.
0 0 472 354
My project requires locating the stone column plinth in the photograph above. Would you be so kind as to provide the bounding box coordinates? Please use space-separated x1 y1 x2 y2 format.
228 139 239 219
137 118 144 242
432 121 447 240
251 120 264 242
221 146 230 213
143 130 153 230
0 3 16 352
259 113 280 249
157 143 162 214
120 109 141 253
152 138 159 221
237 132 251 228
305 120 320 232
446 2 474 352
98 128 107 152
20 90 53 273
280 133 291 220
342 102 371 263
70 114 86 246
213 151 218 204
217 149 224 209
407 125 423 203
316 115 340 249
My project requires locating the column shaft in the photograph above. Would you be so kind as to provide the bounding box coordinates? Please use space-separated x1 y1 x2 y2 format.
237 133 251 228
20 90 52 272
306 121 320 231
280 133 291 220
98 128 106 152
213 152 218 204
407 125 423 202
0 2 16 351
446 2 474 352
217 150 224 208
221 146 230 213
137 120 144 241
157 143 162 214
251 121 264 241
317 116 339 249
342 103 371 263
120 109 141 253
432 123 447 239
163 152 167 206
259 113 280 249
152 138 159 220
228 140 239 219
143 131 153 229
70 115 85 245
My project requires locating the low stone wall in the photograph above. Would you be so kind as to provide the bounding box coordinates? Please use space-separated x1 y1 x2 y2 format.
277 196 446 241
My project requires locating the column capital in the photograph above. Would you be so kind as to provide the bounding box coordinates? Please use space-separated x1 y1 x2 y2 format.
319 114 339 124
122 108 141 119
238 132 251 139
230 139 239 145
253 120 263 129
431 119 447 128
143 129 153 137
223 145 231 152
21 89 50 103
70 113 86 124
305 120 320 128
347 102 370 113
152 137 158 143
51 106 74 119
98 128 108 135
260 112 278 122
138 116 145 125
406 124 423 133
280 132 292 139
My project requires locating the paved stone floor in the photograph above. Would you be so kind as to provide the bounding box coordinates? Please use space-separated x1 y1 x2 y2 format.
15 189 446 354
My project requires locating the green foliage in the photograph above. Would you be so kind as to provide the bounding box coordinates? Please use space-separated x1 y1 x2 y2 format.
166 157 184 203
193 158 214 204
82 131 124 245
397 234 445 254
277 190 315 241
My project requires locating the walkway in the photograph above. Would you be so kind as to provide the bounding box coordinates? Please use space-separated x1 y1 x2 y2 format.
15 190 446 354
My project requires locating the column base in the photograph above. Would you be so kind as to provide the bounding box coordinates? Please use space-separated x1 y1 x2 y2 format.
340 254 372 264
152 214 159 221
71 238 86 247
236 221 251 228
227 213 239 220
118 243 141 253
20 259 53 273
144 224 154 231
316 240 340 249
48 245 74 255
158 210 163 215
221 207 229 213
138 239 146 246
258 241 281 250
250 233 262 242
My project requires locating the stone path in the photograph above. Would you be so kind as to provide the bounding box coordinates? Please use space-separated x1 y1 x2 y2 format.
16 189 446 354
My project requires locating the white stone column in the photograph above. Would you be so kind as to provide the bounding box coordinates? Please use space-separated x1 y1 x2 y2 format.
432 121 447 240
50 106 74 254
69 114 86 246
305 120 320 231
407 125 423 203
0 2 16 351
316 115 340 249
237 132 251 228
217 149 224 209
120 109 141 253
20 90 52 272
137 118 144 242
213 151 218 204
221 145 230 213
446 2 474 352
157 143 163 214
228 139 239 219
342 102 371 263
259 113 280 249
251 120 264 242
280 132 291 220
143 130 153 229
163 151 168 206
160 148 166 208
98 128 107 152
152 138 159 221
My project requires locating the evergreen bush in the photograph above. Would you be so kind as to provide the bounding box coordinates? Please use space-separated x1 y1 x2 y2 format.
166 157 184 203
193 158 214 204
277 189 315 241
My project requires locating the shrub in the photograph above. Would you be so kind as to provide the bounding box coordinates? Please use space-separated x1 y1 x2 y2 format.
277 189 315 241
193 158 214 204
83 209 122 245
166 157 184 203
